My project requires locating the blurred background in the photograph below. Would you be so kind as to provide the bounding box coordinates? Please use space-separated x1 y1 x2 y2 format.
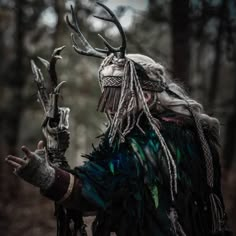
0 0 236 235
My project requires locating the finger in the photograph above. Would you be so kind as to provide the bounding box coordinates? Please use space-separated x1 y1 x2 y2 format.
21 146 33 158
5 159 21 169
37 140 44 150
6 155 27 166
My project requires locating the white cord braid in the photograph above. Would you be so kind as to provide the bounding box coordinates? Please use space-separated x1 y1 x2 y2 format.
130 61 177 200
99 56 177 201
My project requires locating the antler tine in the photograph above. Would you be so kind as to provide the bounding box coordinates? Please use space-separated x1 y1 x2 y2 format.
71 33 101 56
93 15 113 23
71 33 91 55
95 2 127 58
65 5 106 59
97 34 116 52
95 48 109 53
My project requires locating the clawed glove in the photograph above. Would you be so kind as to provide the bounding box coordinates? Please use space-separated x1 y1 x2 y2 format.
15 149 55 190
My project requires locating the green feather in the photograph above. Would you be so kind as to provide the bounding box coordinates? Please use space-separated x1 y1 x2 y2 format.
109 162 115 175
130 138 146 163
130 138 151 176
149 184 159 208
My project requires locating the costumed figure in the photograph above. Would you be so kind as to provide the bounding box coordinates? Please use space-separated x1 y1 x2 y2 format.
5 3 232 236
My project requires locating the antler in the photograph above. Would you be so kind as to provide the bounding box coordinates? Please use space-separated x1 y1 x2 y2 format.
65 2 127 59
94 2 127 58
65 5 106 59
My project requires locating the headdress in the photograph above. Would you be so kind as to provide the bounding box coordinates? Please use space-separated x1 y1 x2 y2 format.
66 2 177 200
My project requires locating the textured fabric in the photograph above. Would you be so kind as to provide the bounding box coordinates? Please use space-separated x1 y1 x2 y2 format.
16 149 55 190
101 75 166 92
42 167 71 202
72 111 227 236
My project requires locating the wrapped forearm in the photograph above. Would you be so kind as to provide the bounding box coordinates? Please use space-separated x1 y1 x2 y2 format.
42 168 96 212
42 168 77 203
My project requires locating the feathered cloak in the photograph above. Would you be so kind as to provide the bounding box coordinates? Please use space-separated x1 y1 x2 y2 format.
73 112 226 236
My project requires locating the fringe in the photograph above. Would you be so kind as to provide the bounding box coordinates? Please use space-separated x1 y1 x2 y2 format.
209 193 225 233
168 208 187 236
130 62 177 201
97 87 121 112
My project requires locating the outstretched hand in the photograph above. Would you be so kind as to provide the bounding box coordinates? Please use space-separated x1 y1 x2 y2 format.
5 140 55 190
5 140 44 171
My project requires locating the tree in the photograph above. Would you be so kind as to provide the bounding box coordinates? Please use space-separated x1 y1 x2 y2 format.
171 0 191 86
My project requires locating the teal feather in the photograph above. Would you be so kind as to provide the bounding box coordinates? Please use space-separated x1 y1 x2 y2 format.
72 114 225 235
149 184 159 208
130 138 146 165
155 141 160 153
176 148 181 164
187 144 193 157
109 162 115 175
148 138 159 153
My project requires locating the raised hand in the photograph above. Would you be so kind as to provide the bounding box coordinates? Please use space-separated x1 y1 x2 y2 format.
6 141 44 171
5 141 55 190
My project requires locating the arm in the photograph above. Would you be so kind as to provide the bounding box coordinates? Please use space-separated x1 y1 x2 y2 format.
5 141 96 212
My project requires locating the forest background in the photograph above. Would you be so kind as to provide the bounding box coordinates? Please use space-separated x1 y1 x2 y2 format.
0 0 236 235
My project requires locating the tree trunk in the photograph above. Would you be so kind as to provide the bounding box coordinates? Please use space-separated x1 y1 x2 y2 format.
0 0 26 234
54 0 65 47
207 0 227 107
0 1 59 235
222 66 236 170
171 0 191 86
